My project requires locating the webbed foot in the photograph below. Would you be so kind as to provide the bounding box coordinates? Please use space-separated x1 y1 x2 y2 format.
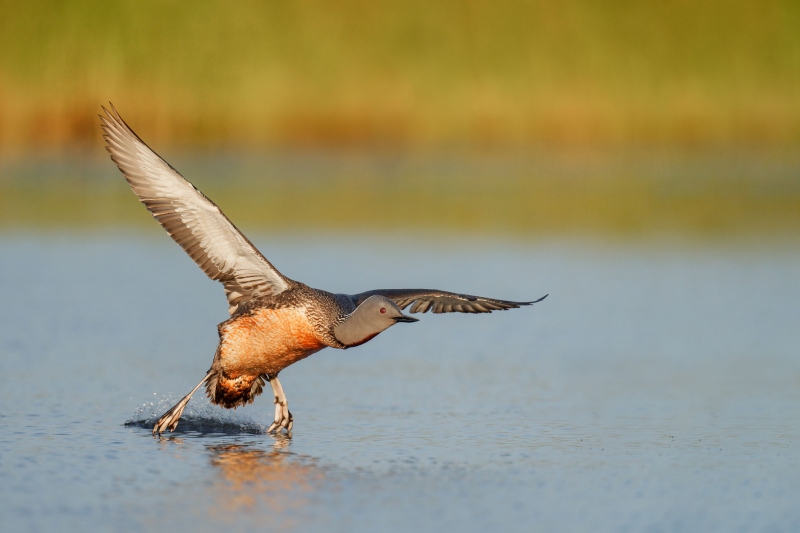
267 399 293 435
151 373 211 435
267 375 293 435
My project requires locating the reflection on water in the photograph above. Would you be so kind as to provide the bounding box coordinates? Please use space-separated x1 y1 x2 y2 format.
206 439 324 521
148 435 327 530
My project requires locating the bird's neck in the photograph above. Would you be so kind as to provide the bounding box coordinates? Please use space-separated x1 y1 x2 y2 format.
333 310 387 348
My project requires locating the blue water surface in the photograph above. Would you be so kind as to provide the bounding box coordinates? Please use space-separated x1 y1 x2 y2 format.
1 232 798 532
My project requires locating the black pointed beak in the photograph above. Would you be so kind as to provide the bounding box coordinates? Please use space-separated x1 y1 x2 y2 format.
394 313 419 323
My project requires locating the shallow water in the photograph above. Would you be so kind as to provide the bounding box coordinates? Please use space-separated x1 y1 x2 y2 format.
1 232 799 532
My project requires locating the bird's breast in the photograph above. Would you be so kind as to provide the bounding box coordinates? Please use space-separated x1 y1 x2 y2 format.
218 306 327 376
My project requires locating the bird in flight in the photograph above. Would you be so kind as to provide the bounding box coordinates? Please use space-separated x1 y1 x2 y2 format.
100 104 547 436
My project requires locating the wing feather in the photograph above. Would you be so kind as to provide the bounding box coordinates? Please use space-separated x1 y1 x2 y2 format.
350 289 547 315
100 104 292 314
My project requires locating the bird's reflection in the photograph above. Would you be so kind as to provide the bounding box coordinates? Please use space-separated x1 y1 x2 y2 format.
205 437 325 520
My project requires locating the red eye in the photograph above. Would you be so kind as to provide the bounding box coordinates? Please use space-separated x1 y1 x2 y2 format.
380 307 386 314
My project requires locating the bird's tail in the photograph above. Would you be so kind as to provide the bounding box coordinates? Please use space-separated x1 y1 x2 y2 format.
205 371 268 409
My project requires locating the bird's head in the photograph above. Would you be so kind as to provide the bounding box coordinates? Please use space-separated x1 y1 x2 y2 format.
334 295 418 348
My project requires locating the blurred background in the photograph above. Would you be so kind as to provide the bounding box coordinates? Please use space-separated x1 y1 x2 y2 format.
3 4 800 531
1 0 799 236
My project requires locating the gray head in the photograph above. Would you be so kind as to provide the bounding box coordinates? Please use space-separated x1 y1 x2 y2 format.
334 295 419 348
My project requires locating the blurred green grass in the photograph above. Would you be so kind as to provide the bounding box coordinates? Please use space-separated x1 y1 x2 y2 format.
2 1 799 237
1 0 800 148
2 150 799 238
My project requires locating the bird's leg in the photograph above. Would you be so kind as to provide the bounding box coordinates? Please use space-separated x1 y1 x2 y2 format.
152 372 211 435
267 375 293 435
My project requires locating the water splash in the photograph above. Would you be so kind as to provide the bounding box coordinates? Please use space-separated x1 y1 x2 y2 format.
125 393 269 434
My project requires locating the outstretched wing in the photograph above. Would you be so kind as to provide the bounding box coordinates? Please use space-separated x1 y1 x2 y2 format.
100 104 293 315
350 289 547 314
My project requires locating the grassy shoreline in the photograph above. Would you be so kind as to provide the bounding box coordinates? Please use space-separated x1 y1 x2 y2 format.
2 0 799 149
3 149 798 238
